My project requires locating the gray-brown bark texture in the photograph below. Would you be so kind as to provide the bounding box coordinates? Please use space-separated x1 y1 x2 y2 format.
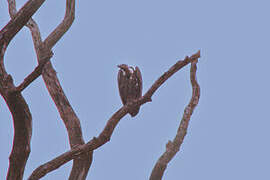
1 1 201 180
2 0 92 180
1 1 46 179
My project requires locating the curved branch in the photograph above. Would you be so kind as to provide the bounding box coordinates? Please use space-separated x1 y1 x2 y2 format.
43 0 75 49
1 0 46 45
7 0 92 180
41 62 93 180
14 49 53 93
0 1 47 180
28 51 201 180
4 91 32 180
0 42 7 76
149 58 201 180
144 51 200 98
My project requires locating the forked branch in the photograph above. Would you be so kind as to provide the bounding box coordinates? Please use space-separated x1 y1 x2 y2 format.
0 1 46 180
7 0 92 179
14 49 53 93
1 0 46 46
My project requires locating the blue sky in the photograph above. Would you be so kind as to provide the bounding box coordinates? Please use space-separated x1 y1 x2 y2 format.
1 0 270 179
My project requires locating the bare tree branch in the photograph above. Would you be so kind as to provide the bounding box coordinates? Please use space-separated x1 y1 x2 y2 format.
0 42 8 76
7 0 17 18
1 0 202 179
7 1 92 179
0 1 47 179
7 0 42 46
44 0 75 49
41 63 93 180
1 0 46 46
14 49 53 93
144 51 200 98
28 51 201 180
4 90 33 180
149 58 200 180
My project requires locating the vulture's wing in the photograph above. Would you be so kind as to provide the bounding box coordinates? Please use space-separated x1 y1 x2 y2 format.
134 66 143 98
118 68 129 105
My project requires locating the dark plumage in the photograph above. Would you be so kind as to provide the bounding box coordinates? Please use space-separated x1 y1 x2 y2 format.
117 64 142 117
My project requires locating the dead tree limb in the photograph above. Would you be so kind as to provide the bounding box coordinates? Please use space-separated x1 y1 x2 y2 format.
28 51 201 180
43 0 75 49
0 1 46 179
149 58 200 180
14 49 53 93
7 0 92 179
2 1 201 179
1 0 46 46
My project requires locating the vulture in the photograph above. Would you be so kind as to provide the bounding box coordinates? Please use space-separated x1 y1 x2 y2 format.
117 64 142 117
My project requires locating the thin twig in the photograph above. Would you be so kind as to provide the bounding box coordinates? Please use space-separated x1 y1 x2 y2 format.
28 51 201 180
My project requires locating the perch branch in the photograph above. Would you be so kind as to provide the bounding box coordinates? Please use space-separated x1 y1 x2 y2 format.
149 58 200 180
28 50 201 180
144 51 200 99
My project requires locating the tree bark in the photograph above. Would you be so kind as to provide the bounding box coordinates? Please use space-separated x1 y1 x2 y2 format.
0 1 46 179
6 0 93 179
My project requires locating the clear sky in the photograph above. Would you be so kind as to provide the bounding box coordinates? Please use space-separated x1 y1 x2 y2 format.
1 0 270 179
